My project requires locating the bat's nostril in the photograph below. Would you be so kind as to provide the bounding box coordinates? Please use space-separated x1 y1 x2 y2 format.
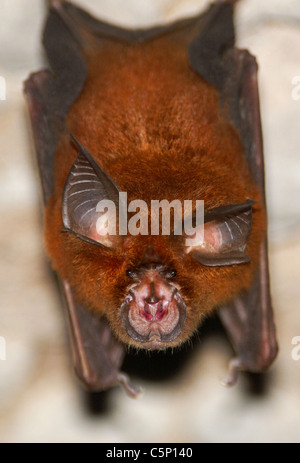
142 310 154 322
155 307 167 321
142 301 167 322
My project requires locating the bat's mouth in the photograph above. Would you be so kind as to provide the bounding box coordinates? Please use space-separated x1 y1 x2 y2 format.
120 280 187 349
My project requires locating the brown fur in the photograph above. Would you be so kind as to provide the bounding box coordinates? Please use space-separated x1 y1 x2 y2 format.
44 33 265 348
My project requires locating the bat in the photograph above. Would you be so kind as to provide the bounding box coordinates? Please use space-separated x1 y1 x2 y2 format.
24 0 278 397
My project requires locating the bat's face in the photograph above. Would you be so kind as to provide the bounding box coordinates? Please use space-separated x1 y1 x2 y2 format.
45 138 264 351
121 259 187 349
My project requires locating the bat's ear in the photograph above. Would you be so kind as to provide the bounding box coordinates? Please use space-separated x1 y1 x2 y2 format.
62 137 121 249
185 201 254 267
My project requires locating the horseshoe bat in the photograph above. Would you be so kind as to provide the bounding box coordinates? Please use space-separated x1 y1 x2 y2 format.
24 0 278 397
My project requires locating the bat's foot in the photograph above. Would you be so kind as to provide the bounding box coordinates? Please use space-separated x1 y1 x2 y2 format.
117 373 143 399
221 357 243 387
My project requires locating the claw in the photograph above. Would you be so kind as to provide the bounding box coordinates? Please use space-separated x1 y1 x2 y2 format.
117 373 143 399
221 357 243 387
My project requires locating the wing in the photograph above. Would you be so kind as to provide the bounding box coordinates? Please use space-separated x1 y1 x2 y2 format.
62 281 140 397
24 70 62 202
218 54 278 384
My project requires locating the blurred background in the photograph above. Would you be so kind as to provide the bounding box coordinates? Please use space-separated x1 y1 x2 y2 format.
0 0 299 443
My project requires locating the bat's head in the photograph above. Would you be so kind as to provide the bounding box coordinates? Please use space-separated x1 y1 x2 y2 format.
46 137 264 351
120 246 187 349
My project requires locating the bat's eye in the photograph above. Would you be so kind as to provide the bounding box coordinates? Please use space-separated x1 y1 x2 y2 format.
126 269 139 279
160 269 177 279
169 270 177 278
185 201 253 267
